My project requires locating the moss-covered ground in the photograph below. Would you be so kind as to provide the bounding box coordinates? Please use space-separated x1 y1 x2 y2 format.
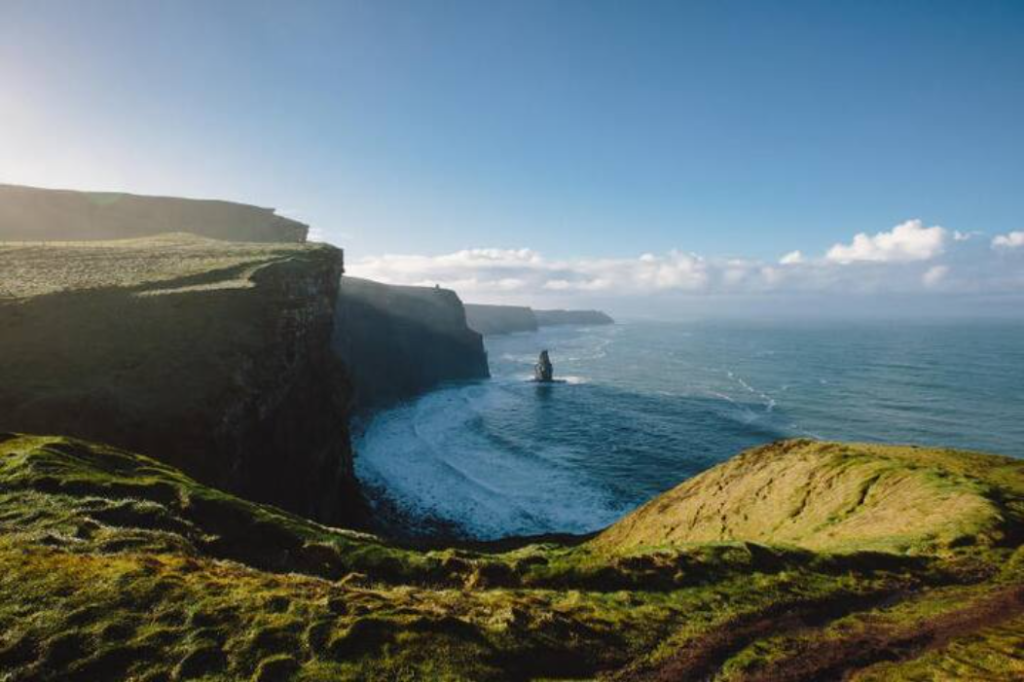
0 435 1020 680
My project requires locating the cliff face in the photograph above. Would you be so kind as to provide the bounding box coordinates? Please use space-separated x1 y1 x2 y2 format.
0 234 358 524
0 183 308 243
534 308 614 326
465 303 615 335
335 278 489 410
464 303 539 335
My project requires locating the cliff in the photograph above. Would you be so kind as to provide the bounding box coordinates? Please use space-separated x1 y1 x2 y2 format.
0 435 1020 681
464 303 538 335
0 183 308 243
0 234 358 524
334 278 489 410
534 308 615 326
465 302 615 335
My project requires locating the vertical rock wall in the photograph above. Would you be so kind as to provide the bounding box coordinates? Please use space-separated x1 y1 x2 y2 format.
334 277 490 411
0 237 360 524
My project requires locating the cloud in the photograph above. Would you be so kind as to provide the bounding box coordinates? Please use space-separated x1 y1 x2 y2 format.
992 231 1024 249
348 218 1024 304
825 219 946 264
922 265 949 287
352 248 709 296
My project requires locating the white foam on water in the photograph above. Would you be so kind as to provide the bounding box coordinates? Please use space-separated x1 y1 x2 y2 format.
726 369 777 413
354 382 630 539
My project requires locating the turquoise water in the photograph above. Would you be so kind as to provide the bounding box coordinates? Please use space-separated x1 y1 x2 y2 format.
355 319 1024 539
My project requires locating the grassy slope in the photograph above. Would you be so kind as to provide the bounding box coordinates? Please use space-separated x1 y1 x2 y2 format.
0 435 1020 681
595 439 1024 554
0 183 307 243
0 233 323 300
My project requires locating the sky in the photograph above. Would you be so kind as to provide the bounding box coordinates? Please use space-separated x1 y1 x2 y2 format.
1 0 1022 316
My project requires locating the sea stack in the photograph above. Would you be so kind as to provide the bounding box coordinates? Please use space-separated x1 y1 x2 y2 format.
534 350 554 382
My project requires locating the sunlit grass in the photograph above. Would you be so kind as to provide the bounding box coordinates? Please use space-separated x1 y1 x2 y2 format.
0 434 1020 680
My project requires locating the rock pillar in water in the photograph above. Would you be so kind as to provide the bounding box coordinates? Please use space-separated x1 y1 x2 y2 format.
534 350 554 382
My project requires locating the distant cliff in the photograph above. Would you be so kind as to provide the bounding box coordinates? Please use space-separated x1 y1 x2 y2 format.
534 308 614 326
0 183 308 243
464 303 539 335
335 278 489 410
465 303 614 335
0 234 358 524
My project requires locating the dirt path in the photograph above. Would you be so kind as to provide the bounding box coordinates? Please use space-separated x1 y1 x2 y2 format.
615 584 1024 682
739 584 1024 682
611 590 903 682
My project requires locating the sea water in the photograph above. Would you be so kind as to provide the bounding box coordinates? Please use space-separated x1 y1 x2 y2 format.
355 319 1024 540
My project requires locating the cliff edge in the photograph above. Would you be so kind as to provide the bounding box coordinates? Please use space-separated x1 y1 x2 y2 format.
0 183 307 243
334 278 490 410
534 308 614 326
465 302 615 335
464 303 539 335
0 234 358 523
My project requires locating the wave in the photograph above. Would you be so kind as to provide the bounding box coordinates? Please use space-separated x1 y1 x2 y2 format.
354 382 632 539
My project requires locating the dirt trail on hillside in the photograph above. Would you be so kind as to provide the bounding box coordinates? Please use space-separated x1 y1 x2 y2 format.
618 584 1024 682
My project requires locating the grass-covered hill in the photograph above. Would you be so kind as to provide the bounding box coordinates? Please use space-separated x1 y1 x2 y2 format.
1 435 1021 681
596 439 1023 554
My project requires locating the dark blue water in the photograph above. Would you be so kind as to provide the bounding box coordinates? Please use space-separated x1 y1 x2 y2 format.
355 319 1024 539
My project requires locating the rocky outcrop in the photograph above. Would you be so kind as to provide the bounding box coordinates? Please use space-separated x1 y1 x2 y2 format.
534 308 614 326
0 183 308 242
534 350 554 382
464 303 539 335
335 278 489 410
0 234 358 524
465 303 614 335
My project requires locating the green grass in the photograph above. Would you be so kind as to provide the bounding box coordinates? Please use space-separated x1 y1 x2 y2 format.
0 434 1021 680
0 233 325 300
594 439 1024 555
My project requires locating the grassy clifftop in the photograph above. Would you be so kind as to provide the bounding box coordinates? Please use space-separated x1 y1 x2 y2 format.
1 435 1020 681
0 233 323 299
0 183 307 243
596 439 1024 555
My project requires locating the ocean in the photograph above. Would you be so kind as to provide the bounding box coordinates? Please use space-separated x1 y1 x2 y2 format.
354 319 1024 540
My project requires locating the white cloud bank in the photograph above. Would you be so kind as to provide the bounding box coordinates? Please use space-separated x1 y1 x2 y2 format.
922 264 949 287
825 219 946 264
348 218 1024 305
993 231 1024 249
779 250 804 265
353 248 710 296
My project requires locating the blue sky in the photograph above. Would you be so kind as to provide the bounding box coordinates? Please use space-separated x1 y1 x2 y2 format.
1 1 1022 312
